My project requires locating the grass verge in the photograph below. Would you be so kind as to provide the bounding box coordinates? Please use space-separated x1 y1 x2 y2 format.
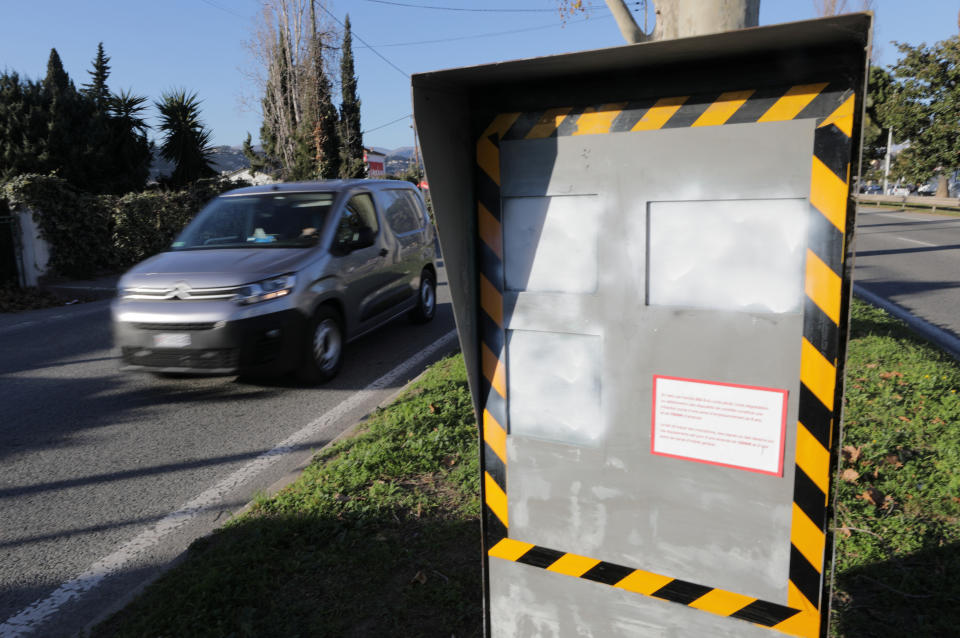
831 300 960 636
859 202 960 217
92 301 960 637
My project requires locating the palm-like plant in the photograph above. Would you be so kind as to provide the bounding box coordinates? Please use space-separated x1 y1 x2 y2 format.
155 89 215 187
110 89 149 134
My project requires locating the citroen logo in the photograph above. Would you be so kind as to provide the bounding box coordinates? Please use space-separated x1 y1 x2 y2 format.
165 282 192 300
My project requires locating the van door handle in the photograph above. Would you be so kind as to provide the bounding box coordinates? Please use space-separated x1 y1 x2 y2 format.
379 248 389 257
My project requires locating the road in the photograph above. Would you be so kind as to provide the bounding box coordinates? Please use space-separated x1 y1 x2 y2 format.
0 266 456 637
853 207 960 353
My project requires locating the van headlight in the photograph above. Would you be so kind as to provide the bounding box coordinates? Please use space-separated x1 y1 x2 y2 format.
237 274 296 305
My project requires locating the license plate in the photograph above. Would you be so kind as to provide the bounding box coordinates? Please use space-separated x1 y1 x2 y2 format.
154 333 191 348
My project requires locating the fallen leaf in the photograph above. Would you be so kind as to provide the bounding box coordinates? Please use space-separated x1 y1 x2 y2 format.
865 363 879 369
841 468 860 483
880 371 904 379
882 494 896 510
857 487 884 506
429 403 437 414
884 454 903 469
840 525 852 538
842 445 862 463
411 570 428 585
898 416 911 422
442 454 458 467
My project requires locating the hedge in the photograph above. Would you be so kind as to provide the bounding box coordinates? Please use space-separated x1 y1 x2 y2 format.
1 174 246 280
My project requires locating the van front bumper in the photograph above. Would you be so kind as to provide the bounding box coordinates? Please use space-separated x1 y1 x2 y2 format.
114 308 308 376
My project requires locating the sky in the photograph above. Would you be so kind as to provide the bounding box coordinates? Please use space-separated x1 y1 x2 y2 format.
1 1 957 152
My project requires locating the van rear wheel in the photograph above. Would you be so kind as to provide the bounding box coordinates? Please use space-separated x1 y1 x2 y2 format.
408 269 436 323
298 306 343 384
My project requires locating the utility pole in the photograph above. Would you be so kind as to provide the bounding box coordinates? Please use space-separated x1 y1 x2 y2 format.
882 127 892 194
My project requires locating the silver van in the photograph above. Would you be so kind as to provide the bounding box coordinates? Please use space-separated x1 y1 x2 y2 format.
111 180 437 383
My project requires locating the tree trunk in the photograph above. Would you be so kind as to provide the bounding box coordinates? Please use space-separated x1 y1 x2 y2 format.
937 173 949 198
604 0 760 44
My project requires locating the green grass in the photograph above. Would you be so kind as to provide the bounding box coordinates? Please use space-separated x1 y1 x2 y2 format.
831 301 960 636
92 302 960 637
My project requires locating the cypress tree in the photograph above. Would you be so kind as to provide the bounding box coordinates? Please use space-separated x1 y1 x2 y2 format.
338 15 365 178
300 3 339 180
43 49 71 97
0 72 47 179
41 48 82 181
242 132 269 174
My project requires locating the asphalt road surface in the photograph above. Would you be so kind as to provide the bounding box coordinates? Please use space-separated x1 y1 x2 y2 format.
0 265 457 637
853 207 960 353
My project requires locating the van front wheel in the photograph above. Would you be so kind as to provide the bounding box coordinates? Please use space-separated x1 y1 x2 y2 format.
298 306 343 384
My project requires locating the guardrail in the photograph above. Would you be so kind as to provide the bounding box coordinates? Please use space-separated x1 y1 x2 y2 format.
857 194 960 212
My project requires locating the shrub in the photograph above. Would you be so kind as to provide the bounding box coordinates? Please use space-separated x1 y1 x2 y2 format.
1 175 246 279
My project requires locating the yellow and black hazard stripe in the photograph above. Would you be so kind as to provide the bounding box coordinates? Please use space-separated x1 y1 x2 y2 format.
476 114 517 548
790 91 857 622
497 83 850 141
474 81 857 638
489 537 804 629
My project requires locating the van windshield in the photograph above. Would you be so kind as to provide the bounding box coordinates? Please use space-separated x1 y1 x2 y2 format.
171 193 335 250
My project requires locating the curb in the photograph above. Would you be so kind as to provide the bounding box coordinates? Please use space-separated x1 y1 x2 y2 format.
853 283 960 362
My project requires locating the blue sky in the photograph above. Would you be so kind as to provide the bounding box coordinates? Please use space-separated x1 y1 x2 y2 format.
1 1 957 151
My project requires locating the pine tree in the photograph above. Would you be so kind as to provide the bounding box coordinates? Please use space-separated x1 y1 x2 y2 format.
338 15 365 178
82 42 112 112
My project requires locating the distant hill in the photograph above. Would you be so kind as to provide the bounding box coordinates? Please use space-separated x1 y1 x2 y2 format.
149 144 418 181
150 145 250 181
371 146 414 159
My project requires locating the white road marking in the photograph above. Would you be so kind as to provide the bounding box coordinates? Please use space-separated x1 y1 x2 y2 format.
0 329 458 637
896 236 937 247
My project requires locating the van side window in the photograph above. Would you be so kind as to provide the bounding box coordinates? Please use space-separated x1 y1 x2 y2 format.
382 189 422 234
403 191 428 227
334 193 378 248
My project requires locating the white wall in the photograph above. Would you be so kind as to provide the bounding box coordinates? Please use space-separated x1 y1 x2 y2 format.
15 209 50 287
